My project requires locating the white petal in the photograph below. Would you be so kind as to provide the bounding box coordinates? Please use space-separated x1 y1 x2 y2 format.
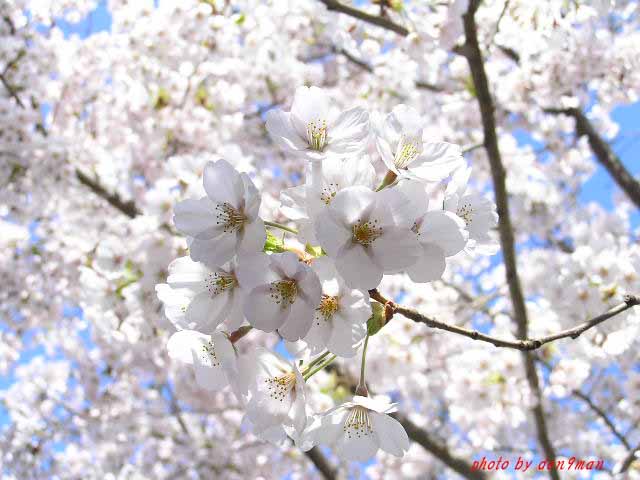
241 173 262 220
408 142 464 182
244 284 288 332
335 243 383 290
328 106 369 153
327 311 367 358
192 339 230 391
371 228 421 272
186 290 230 332
370 412 410 457
274 251 302 279
166 330 206 365
406 243 446 283
265 109 308 151
166 256 208 289
238 217 266 254
418 210 467 256
236 253 277 290
173 197 220 238
295 266 322 305
188 232 237 267
225 290 246 330
313 210 351 258
290 86 331 139
280 185 308 221
203 159 245 209
335 412 379 462
278 297 315 341
329 186 376 226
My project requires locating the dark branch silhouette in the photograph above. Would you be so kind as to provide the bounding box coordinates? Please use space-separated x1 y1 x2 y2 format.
545 107 640 209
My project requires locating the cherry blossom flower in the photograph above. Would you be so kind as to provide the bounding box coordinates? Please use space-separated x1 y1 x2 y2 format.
166 330 240 393
173 159 265 266
396 180 468 282
155 256 244 332
444 166 499 255
280 155 376 243
243 348 308 444
265 86 370 162
373 104 463 183
302 257 370 357
305 396 410 462
236 252 322 341
313 186 421 290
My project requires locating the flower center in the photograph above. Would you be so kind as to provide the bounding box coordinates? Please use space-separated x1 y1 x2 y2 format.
320 182 339 205
265 371 296 402
269 279 298 307
205 272 237 296
352 219 382 247
456 203 474 226
215 202 246 233
200 340 220 367
394 134 420 169
343 406 373 439
316 295 339 322
307 119 328 151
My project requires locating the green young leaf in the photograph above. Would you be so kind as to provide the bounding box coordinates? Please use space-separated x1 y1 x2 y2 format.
153 87 170 110
366 302 386 336
304 243 324 258
263 230 286 253
485 372 506 386
115 260 143 299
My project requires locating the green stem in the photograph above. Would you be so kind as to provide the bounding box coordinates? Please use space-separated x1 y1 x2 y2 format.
302 354 337 381
264 220 298 235
356 334 370 396
303 351 330 373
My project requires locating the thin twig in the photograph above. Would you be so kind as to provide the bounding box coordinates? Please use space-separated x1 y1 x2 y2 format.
304 447 337 480
75 168 141 219
544 107 640 209
392 412 487 480
318 0 409 36
572 390 631 450
369 289 639 351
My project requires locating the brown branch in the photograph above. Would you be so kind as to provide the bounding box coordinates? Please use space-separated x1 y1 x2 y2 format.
75 168 141 219
392 413 487 480
318 0 409 36
318 45 445 92
544 107 640 209
369 290 639 351
304 447 337 480
458 2 560 477
572 390 631 450
616 442 640 474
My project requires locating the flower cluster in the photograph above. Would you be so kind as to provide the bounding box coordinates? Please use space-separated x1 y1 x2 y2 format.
156 86 498 462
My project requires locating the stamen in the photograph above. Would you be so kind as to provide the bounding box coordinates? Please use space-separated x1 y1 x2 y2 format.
343 406 373 439
269 279 298 307
315 295 339 325
215 202 246 233
456 203 474 226
205 272 237 296
265 371 296 402
320 182 339 205
306 119 328 151
394 134 420 169
352 219 382 247
200 340 221 367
